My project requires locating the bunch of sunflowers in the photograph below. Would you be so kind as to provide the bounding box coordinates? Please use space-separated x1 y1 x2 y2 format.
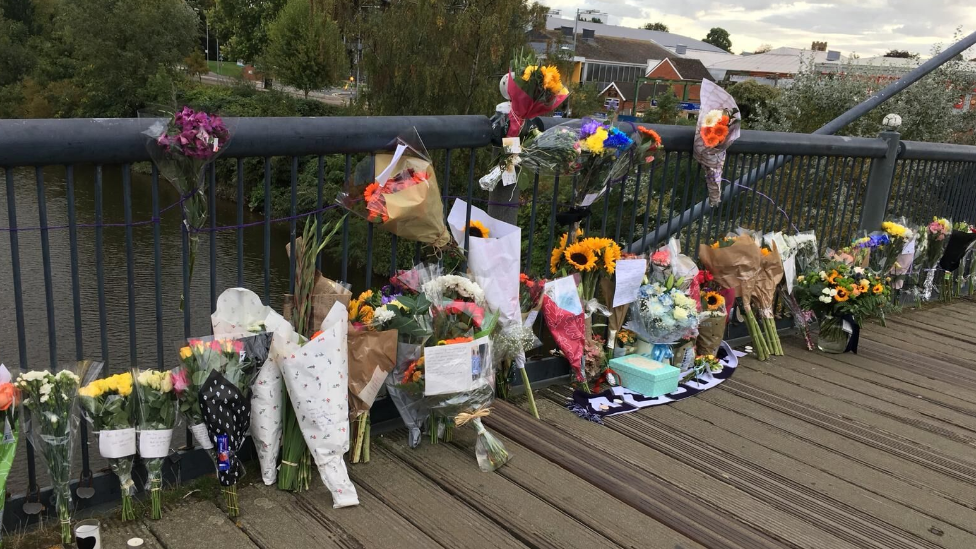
550 232 622 302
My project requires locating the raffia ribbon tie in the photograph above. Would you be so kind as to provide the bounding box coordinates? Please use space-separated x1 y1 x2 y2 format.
454 408 491 429
280 460 299 467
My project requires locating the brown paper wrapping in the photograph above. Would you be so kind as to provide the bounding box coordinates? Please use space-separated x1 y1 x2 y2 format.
695 314 726 357
698 235 762 304
598 278 630 335
373 153 451 248
347 328 399 419
282 272 352 334
754 243 785 314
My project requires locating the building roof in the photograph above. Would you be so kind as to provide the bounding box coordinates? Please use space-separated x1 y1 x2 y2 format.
545 17 728 54
594 81 674 102
669 49 736 67
664 57 715 82
571 34 673 66
706 47 848 75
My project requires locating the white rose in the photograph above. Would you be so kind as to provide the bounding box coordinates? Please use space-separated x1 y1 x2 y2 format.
40 395 49 403
39 384 52 395
830 289 838 296
819 271 827 280
822 288 831 295
674 307 688 321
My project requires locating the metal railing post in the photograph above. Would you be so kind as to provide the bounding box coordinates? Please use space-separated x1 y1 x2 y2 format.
858 131 901 232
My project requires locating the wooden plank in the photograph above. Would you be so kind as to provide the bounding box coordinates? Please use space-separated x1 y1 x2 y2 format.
486 400 787 549
725 373 976 461
378 431 626 549
526 397 854 549
144 500 259 549
768 342 976 434
236 485 345 549
674 395 976 537
859 330 976 370
348 440 528 549
101 521 165 549
450 428 704 549
699 386 976 510
294 483 443 549
624 403 975 548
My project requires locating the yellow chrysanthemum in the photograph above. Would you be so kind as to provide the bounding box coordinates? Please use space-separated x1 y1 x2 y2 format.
582 127 609 155
359 305 375 325
348 298 360 320
466 220 490 239
521 65 537 81
564 242 598 272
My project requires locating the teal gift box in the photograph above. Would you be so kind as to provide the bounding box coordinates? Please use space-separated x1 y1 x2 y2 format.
610 354 681 397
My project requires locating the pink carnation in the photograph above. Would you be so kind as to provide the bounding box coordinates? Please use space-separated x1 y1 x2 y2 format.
651 250 671 267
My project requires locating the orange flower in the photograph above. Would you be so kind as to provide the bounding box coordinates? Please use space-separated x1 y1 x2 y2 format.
720 114 730 126
760 247 771 256
711 123 729 142
437 336 473 345
637 127 662 148
826 270 840 284
0 383 19 411
834 287 850 302
363 182 382 203
872 283 884 294
701 126 721 147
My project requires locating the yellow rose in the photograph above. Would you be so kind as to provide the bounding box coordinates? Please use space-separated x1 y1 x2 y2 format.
179 346 192 360
160 372 173 393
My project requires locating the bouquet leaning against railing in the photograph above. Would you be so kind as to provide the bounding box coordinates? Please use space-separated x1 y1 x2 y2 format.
18 364 88 544
133 369 178 520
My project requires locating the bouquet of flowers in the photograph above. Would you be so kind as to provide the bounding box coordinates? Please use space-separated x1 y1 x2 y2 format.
915 216 952 301
347 288 399 463
768 230 819 350
339 131 451 248
755 245 785 356
17 365 86 544
624 282 699 365
132 369 177 520
938 225 976 300
77 370 137 521
210 287 289 486
699 234 770 360
505 50 569 138
875 220 915 275
695 270 727 357
682 354 724 384
541 274 588 383
0 365 20 545
694 81 741 206
143 106 231 310
549 232 622 308
794 262 890 353
275 303 360 508
566 119 663 218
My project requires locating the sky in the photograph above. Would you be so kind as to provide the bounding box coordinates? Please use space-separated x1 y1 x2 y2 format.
539 0 976 58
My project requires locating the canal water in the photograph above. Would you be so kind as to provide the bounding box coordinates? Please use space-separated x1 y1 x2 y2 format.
0 166 315 493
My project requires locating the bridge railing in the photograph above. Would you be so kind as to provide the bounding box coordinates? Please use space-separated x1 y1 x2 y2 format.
1 114 975 528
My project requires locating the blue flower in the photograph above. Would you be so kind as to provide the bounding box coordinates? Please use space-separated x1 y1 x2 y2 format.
603 127 633 151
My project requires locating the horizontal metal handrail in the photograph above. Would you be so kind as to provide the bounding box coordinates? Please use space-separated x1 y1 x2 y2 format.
0 115 494 166
900 140 976 162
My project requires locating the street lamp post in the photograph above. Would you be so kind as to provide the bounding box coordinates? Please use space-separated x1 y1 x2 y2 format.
573 8 605 51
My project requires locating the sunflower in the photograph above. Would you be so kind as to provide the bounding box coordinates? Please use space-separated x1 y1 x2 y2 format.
872 283 884 294
466 220 490 239
834 287 850 302
564 242 598 271
826 269 840 284
704 291 725 311
521 64 537 81
602 241 622 274
859 280 870 293
540 65 564 94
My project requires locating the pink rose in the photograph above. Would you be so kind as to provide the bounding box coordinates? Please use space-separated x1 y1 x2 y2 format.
172 368 190 395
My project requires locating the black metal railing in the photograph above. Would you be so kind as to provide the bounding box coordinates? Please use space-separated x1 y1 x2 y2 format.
1 114 976 529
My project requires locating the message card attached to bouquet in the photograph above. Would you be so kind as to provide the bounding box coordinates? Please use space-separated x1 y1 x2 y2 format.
544 275 582 315
613 258 647 307
424 337 492 396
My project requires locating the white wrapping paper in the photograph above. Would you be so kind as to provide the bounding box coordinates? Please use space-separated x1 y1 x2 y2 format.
447 199 522 327
210 288 288 485
279 303 359 508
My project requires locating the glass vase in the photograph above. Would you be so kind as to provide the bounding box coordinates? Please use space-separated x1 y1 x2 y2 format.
816 316 849 354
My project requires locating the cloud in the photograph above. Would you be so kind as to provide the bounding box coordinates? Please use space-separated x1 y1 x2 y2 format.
541 0 976 57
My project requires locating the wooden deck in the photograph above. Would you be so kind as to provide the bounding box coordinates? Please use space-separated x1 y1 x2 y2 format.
93 300 976 549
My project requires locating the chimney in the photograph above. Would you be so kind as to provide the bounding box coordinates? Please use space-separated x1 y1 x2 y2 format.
826 50 840 61
675 44 687 55
560 26 573 37
811 41 827 52
582 28 595 41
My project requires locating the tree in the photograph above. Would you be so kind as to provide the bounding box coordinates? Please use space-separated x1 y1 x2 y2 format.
884 49 918 59
753 56 976 144
567 82 602 118
263 0 347 99
211 0 286 63
361 0 535 116
642 22 669 32
754 43 772 54
55 0 200 117
185 50 209 81
703 27 732 52
728 79 780 125
589 17 602 23
643 90 680 125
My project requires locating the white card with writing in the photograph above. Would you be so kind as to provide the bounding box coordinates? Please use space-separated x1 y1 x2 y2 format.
357 366 387 408
98 428 136 459
139 429 174 459
613 258 647 307
424 341 476 396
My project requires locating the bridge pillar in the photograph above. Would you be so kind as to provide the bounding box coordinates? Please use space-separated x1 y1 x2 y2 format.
858 130 901 232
